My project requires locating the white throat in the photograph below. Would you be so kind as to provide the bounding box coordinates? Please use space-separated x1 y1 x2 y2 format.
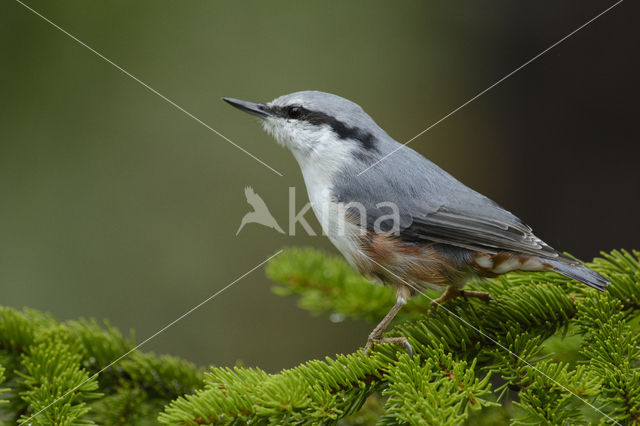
259 111 373 271
291 137 368 270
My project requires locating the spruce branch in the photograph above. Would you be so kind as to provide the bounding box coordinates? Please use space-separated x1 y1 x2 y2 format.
0 249 638 424
189 247 636 425
0 307 202 425
17 336 102 425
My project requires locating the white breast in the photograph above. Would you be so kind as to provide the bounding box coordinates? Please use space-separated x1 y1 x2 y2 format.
294 149 367 270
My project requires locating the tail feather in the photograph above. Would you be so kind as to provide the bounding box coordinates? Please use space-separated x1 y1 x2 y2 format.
546 258 609 291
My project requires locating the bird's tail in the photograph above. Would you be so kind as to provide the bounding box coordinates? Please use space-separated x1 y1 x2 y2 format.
546 258 609 292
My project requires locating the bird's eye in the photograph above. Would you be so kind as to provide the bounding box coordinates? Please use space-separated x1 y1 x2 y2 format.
287 105 303 119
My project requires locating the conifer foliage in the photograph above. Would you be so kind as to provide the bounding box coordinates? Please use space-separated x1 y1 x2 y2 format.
0 248 638 424
0 309 202 425
160 249 640 425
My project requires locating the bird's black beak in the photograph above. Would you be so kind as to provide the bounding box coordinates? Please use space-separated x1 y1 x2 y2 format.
222 97 271 118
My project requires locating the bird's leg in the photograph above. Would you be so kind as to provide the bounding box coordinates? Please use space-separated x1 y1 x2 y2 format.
431 286 493 307
364 286 413 358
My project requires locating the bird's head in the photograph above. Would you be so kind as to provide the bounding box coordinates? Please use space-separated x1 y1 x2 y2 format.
223 91 384 168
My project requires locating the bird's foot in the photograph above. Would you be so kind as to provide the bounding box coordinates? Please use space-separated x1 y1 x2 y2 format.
430 286 461 308
431 287 494 308
364 336 413 359
460 289 494 303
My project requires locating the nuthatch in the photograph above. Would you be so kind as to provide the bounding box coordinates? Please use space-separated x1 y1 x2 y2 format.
224 91 608 356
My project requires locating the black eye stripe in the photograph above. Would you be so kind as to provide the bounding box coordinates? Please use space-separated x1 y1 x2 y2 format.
268 104 379 152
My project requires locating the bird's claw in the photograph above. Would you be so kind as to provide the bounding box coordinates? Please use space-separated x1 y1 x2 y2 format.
402 339 414 359
364 336 413 359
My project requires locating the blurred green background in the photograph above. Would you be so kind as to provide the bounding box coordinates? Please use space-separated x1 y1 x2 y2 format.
1 1 637 372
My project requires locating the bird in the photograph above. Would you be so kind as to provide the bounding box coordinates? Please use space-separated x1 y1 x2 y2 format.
223 91 609 357
236 186 285 235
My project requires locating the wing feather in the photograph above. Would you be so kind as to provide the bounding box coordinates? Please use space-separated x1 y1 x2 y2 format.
333 147 561 260
400 208 560 259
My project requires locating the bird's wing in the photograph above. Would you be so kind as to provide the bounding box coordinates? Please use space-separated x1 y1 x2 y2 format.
333 149 560 260
399 207 559 258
